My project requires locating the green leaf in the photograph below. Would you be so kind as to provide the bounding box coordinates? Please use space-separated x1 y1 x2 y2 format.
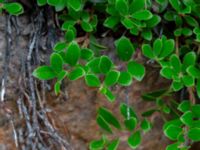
81 48 94 60
65 29 75 42
87 58 101 73
33 66 57 80
183 52 196 70
53 42 67 52
127 60 145 81
142 44 154 59
98 107 121 129
47 0 59 6
153 39 163 56
141 29 152 41
159 39 175 58
128 131 141 149
4 2 23 15
187 66 200 78
104 70 120 87
188 128 200 141
163 119 183 131
120 103 137 119
37 0 47 6
171 81 183 91
85 74 101 87
67 0 82 11
118 71 132 86
141 118 152 132
184 16 199 27
89 137 106 150
81 21 93 32
132 10 153 21
169 0 180 11
146 15 161 28
129 0 145 13
50 53 63 74
65 41 80 66
166 142 179 150
142 109 157 117
103 88 116 102
124 117 137 131
107 139 120 150
170 54 181 73
104 16 120 29
178 101 191 112
164 125 182 140
180 111 193 126
115 36 135 61
68 66 85 80
96 115 112 133
121 18 135 29
182 75 194 87
99 56 113 74
191 104 200 118
115 0 128 15
160 67 173 79
54 81 61 95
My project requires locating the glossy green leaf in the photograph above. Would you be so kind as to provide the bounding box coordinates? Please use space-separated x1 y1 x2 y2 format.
159 39 175 58
104 16 120 29
170 54 181 73
68 66 85 80
57 70 67 81
178 101 191 112
197 79 200 98
169 0 180 11
33 66 57 80
118 71 132 86
146 15 161 28
142 109 157 117
47 0 59 6
89 137 106 150
128 131 141 149
129 0 145 13
53 42 67 52
184 16 199 27
87 58 101 73
99 56 113 74
81 21 93 32
127 60 145 81
188 128 200 141
98 107 121 129
180 111 193 126
81 48 94 60
115 36 135 61
120 103 137 119
164 125 182 140
115 0 128 15
153 39 163 56
141 118 152 132
85 74 101 87
104 70 120 87
54 81 61 95
124 117 137 131
4 2 23 15
142 44 154 59
65 41 80 66
191 104 200 118
183 52 196 69
171 81 183 91
166 142 179 150
142 29 152 41
96 115 112 133
107 139 120 150
50 53 63 74
104 88 116 102
160 67 173 79
67 0 82 11
163 119 183 131
65 29 75 42
132 10 153 21
187 66 200 78
182 75 194 87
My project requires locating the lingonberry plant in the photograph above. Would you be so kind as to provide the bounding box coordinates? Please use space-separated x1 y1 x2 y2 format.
2 0 200 149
